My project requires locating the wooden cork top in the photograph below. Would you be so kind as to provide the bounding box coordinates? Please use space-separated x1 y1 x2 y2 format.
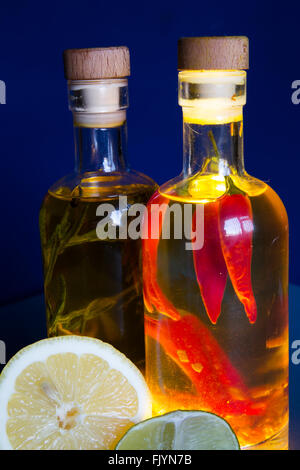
63 47 130 80
178 37 249 70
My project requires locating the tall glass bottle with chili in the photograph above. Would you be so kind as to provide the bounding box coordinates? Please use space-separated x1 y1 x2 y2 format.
143 37 289 449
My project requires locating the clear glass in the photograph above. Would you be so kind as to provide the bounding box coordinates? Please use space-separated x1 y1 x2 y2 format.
143 71 289 449
40 79 157 369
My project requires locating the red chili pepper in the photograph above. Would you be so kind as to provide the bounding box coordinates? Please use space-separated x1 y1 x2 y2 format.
143 191 261 416
192 201 227 324
142 191 180 321
192 194 257 324
146 314 265 416
218 194 257 323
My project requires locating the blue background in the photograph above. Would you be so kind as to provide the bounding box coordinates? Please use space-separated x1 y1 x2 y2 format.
0 0 299 450
0 0 299 305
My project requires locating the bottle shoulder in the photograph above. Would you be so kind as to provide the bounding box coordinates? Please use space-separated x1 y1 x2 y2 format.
256 182 289 228
157 171 286 211
151 172 288 236
42 169 158 202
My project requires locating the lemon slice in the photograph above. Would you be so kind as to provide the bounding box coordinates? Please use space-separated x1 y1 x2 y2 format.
116 410 240 450
0 336 151 450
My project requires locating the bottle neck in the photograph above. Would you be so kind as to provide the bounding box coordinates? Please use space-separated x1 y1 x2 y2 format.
179 70 246 178
74 120 128 173
68 78 129 175
182 112 244 177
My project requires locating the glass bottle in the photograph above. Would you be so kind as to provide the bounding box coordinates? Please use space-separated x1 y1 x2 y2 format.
40 47 157 368
143 37 289 449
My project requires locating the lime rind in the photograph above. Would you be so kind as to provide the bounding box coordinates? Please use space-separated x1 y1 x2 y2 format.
116 410 240 450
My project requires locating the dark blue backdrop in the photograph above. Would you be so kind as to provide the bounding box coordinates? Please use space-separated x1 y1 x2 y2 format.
0 0 298 304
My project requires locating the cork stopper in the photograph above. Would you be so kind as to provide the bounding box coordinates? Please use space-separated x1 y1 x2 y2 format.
63 46 130 80
178 36 249 70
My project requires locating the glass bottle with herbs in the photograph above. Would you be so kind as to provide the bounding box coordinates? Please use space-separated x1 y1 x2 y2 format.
40 47 157 368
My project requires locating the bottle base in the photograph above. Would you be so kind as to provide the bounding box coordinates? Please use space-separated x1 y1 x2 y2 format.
242 424 288 450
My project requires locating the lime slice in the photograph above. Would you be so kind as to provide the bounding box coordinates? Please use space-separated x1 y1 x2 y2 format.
116 410 240 450
0 336 151 450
